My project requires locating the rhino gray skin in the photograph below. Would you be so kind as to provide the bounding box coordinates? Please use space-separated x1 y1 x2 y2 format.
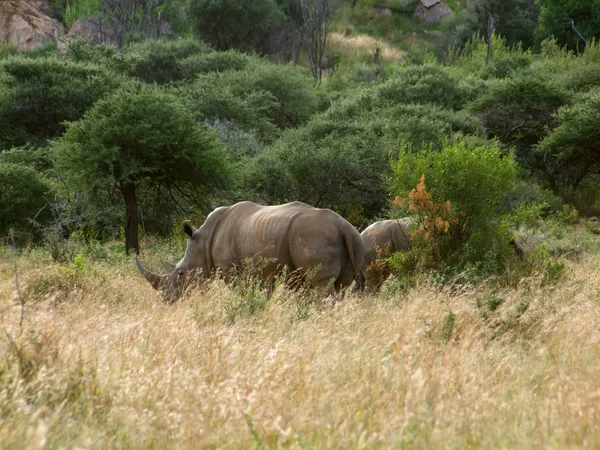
137 201 365 301
360 218 416 291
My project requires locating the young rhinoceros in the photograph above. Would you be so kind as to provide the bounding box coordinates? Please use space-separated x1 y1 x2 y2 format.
136 201 365 301
360 218 416 291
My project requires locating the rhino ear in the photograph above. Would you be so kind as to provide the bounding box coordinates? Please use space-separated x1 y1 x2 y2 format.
182 220 197 238
164 261 176 272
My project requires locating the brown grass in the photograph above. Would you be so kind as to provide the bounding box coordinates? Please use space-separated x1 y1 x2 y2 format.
0 245 599 449
327 32 406 62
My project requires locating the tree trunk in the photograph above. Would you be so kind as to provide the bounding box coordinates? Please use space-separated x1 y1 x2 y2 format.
486 14 495 66
120 181 139 255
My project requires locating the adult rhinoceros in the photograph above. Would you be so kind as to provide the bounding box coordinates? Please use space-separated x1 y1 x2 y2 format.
361 219 416 291
136 201 365 301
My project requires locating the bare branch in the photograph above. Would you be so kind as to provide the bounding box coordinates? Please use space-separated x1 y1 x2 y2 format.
564 17 588 53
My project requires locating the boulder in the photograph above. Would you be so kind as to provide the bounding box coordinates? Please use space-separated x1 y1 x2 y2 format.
414 0 453 23
0 0 60 51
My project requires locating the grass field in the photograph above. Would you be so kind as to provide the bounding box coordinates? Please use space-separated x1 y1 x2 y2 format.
0 225 599 449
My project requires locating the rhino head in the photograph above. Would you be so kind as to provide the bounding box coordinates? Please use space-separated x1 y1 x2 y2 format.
136 220 206 302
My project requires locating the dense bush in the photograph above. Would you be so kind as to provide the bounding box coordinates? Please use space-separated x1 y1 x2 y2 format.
179 50 253 79
469 75 571 185
390 140 518 267
125 38 212 84
537 88 600 192
187 0 285 52
0 163 53 236
0 57 124 148
245 123 388 222
466 0 540 49
535 0 600 51
376 64 476 110
184 59 318 139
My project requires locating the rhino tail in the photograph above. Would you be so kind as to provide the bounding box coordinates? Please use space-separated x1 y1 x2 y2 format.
343 229 365 292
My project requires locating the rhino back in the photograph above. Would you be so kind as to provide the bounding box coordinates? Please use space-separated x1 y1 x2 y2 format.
209 201 314 272
361 219 414 268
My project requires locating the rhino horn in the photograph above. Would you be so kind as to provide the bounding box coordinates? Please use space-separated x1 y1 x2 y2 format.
135 257 163 290
164 261 176 272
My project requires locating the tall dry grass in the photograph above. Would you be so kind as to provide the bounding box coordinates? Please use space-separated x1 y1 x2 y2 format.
0 243 599 449
327 32 405 62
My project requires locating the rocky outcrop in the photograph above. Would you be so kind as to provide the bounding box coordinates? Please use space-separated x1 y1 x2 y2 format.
414 0 453 23
0 0 60 51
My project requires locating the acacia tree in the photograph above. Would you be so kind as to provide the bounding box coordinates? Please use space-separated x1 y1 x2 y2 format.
538 89 600 192
53 85 228 255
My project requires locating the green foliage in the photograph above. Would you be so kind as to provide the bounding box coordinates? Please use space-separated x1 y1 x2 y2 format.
52 84 229 252
466 0 540 49
0 56 123 149
377 64 476 110
448 33 534 79
179 50 253 79
555 203 580 225
382 105 484 149
64 39 136 74
469 75 571 185
537 88 600 191
54 84 227 193
508 201 548 228
501 178 563 213
187 0 286 52
390 139 518 266
125 38 212 84
185 59 318 139
63 0 101 29
535 0 600 51
245 123 387 222
533 242 567 285
0 163 53 236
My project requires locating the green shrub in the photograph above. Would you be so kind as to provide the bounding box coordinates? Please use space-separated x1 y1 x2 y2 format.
537 88 600 193
377 64 475 110
245 122 388 222
390 139 518 267
63 0 101 29
469 74 571 185
125 38 212 84
0 163 54 237
188 0 285 52
179 50 252 79
535 1 600 51
501 179 563 213
64 38 135 74
383 104 484 149
188 59 317 137
508 201 548 228
0 56 124 148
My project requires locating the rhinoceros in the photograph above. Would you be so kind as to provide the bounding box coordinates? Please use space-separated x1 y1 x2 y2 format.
361 218 416 291
136 201 365 301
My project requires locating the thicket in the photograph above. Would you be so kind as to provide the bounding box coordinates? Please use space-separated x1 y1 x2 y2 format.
1 8 599 279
